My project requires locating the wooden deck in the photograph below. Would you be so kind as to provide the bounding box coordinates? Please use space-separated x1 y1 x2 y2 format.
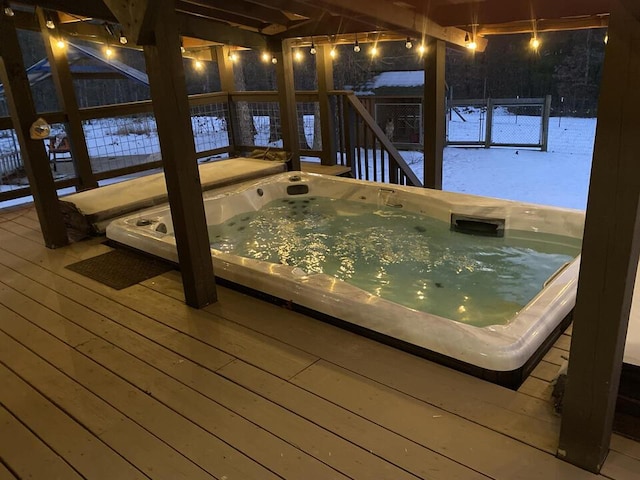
0 203 638 480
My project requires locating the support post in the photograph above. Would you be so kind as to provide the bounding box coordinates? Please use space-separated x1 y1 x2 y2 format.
0 12 68 248
558 2 640 472
214 45 238 155
270 38 301 170
423 38 445 190
140 0 217 307
316 45 336 165
37 8 97 191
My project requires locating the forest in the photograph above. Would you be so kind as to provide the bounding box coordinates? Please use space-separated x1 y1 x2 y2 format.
1 27 606 118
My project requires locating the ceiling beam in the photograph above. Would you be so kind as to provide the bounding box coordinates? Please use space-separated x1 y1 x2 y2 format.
176 1 266 30
478 15 609 36
300 0 488 51
431 0 611 28
14 0 117 22
177 13 268 49
102 0 156 44
244 0 323 21
278 14 378 39
183 0 293 26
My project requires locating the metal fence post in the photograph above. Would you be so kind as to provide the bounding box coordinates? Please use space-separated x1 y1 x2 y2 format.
484 98 493 148
541 94 552 152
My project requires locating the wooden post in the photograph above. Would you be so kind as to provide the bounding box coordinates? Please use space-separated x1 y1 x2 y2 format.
423 38 445 190
270 39 301 170
214 45 238 155
37 8 97 191
141 0 217 307
0 11 68 248
558 2 640 472
316 45 337 165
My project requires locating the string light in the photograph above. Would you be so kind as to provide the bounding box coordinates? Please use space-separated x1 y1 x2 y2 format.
118 27 127 45
405 37 413 49
353 34 360 53
294 49 303 61
604 32 608 44
105 46 114 58
228 51 238 62
370 45 378 57
56 38 66 49
261 52 270 62
310 39 317 55
530 36 541 50
271 54 278 64
194 59 203 70
3 1 14 16
464 32 477 50
180 38 186 54
418 44 426 55
45 12 56 29
330 46 337 59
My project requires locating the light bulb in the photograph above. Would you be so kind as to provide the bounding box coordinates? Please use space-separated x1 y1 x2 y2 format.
330 47 337 59
294 50 303 61
353 41 361 53
604 33 608 44
405 37 413 49
310 43 317 55
530 37 540 50
418 44 426 55
105 46 114 58
228 52 238 62
194 60 203 70
46 18 55 29
370 45 378 57
271 55 278 64
119 35 128 45
3 4 14 16
56 38 66 49
467 41 477 51
261 52 270 62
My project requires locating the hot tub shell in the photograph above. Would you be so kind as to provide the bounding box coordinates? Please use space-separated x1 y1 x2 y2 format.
107 172 584 387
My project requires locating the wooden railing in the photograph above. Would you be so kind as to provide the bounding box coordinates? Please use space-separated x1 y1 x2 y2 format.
0 89 423 203
333 92 422 187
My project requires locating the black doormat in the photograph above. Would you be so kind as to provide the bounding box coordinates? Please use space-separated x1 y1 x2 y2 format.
65 248 174 290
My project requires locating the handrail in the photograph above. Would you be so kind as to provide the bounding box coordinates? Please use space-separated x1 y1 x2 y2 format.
343 92 422 187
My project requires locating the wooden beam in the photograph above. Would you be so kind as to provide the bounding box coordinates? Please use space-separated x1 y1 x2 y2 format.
303 0 488 51
177 13 268 49
316 45 336 166
270 38 301 170
213 45 238 155
16 0 117 22
423 38 445 190
183 0 292 26
557 1 640 473
176 1 267 30
245 0 322 20
102 0 156 45
432 0 611 28
0 11 68 248
37 8 98 191
141 0 218 307
478 15 609 36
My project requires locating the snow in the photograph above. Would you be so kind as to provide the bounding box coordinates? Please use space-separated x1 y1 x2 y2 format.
370 70 425 88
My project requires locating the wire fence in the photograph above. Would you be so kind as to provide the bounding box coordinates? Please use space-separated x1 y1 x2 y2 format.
234 101 282 149
447 97 551 150
296 102 319 150
374 103 422 147
190 102 231 153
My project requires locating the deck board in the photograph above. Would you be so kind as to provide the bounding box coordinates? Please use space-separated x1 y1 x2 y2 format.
0 204 637 480
0 403 82 480
0 364 145 480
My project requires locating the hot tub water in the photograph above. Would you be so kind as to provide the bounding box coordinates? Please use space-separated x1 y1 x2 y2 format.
207 197 581 327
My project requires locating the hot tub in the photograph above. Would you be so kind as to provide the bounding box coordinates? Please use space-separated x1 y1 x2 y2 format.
107 172 584 386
